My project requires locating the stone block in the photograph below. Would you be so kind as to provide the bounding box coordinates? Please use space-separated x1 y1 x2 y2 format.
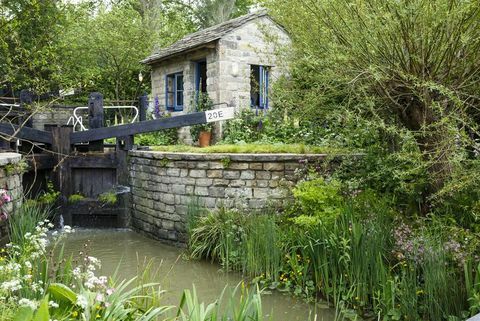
208 187 226 197
229 163 249 170
209 162 224 169
256 171 271 180
190 169 206 178
166 168 180 176
161 193 175 205
271 171 284 180
162 220 175 230
213 179 229 187
196 162 209 169
254 180 269 188
224 170 240 179
253 188 270 198
264 163 285 171
171 184 186 194
240 170 255 180
229 179 245 187
196 178 213 186
194 186 209 196
207 170 223 178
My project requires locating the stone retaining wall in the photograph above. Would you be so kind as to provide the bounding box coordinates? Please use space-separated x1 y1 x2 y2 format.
0 153 24 245
129 151 326 245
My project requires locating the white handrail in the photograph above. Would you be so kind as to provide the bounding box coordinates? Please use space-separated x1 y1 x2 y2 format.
72 105 139 132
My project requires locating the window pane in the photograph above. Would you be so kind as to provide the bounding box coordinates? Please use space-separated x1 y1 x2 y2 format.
166 75 174 92
176 74 184 91
250 65 260 107
176 91 183 107
167 93 174 108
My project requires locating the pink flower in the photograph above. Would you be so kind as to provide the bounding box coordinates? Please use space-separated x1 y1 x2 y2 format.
0 212 8 221
3 194 11 202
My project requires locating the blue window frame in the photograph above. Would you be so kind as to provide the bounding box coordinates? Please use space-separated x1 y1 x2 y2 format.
165 72 184 111
250 65 269 109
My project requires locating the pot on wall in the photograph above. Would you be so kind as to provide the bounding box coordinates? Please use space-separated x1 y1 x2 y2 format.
198 131 212 147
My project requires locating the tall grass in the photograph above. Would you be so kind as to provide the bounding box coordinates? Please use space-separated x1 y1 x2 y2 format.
187 193 476 320
8 201 52 246
176 283 265 321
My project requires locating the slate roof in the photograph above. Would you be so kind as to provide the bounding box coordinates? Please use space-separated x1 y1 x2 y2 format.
142 10 268 65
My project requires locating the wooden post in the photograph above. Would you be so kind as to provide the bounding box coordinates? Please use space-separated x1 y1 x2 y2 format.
139 93 148 122
51 126 73 225
88 92 104 152
18 90 33 152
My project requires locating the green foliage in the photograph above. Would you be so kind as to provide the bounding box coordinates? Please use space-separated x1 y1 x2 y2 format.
8 202 51 247
291 177 343 228
151 143 334 154
176 284 264 321
220 157 231 168
98 192 117 205
135 131 178 146
34 181 60 206
187 179 480 320
67 194 85 204
190 92 214 141
265 0 480 207
4 160 29 176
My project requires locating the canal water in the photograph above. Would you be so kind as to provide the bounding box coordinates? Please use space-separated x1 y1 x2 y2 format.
63 229 335 321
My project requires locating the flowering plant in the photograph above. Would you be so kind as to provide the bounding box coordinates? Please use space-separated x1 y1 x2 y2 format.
0 188 11 221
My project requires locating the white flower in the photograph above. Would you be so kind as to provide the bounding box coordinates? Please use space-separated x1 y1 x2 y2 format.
18 298 37 309
48 300 59 309
1 279 22 291
76 294 88 309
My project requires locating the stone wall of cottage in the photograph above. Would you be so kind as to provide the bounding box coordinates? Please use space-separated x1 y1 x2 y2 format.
149 16 290 142
150 47 218 143
216 16 291 111
128 151 324 245
0 153 24 246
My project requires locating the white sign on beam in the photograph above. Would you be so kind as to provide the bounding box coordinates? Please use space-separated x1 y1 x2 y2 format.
205 107 235 123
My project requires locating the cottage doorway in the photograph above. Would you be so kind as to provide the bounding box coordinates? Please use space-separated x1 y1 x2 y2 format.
195 60 207 94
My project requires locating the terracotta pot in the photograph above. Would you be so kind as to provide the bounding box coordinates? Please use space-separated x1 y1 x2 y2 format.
198 131 212 147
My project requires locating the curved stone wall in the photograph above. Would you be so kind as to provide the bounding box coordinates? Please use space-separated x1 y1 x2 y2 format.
0 153 24 245
128 151 326 245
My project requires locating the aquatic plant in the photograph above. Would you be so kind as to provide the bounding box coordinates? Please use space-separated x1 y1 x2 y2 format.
98 192 117 205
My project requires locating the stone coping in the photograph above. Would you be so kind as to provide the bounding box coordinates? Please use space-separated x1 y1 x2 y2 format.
129 150 329 162
0 152 22 167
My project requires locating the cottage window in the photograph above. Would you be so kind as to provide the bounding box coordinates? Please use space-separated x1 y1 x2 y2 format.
250 65 269 109
166 72 184 111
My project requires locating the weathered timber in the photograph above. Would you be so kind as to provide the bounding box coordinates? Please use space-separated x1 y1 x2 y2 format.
51 126 73 225
139 94 148 122
69 153 118 169
70 111 207 143
0 123 53 144
26 154 55 170
88 92 104 152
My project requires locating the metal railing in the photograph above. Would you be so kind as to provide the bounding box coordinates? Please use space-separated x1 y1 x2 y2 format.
67 105 139 132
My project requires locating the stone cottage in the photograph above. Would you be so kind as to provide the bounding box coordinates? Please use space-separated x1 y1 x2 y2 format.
142 10 291 141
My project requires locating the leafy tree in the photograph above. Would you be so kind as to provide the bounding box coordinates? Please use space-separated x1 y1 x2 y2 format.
0 0 67 93
266 0 480 209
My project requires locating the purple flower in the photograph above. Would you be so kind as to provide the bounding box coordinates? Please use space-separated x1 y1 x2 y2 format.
0 212 8 221
154 95 161 118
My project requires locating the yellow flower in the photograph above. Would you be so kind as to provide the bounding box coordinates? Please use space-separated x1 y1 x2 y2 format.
96 314 101 318
72 311 79 317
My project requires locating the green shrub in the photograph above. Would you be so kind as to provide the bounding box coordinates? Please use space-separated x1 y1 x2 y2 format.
98 192 117 205
68 193 85 204
8 202 52 247
291 177 343 227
